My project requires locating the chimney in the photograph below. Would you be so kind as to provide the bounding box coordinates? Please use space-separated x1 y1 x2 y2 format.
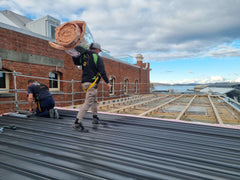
136 54 144 67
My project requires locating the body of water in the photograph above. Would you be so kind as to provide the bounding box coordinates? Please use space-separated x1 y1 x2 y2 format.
153 85 195 93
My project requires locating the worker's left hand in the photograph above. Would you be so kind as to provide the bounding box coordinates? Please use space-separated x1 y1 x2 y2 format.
106 83 111 91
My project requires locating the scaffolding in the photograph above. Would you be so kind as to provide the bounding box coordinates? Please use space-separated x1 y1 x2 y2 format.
1 72 239 125
0 71 150 113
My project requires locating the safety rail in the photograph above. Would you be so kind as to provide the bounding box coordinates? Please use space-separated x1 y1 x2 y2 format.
0 71 150 112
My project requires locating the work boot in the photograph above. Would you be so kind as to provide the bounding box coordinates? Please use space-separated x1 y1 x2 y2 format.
49 109 55 118
92 115 99 124
54 109 59 119
73 119 89 132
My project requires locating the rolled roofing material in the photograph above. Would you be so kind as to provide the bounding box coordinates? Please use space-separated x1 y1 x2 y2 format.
49 21 86 50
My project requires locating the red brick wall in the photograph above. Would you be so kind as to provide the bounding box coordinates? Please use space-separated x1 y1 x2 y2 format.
103 58 142 95
0 27 150 114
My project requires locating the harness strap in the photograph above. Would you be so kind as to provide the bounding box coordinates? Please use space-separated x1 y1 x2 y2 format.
92 53 98 66
37 100 42 112
35 95 52 113
82 73 101 92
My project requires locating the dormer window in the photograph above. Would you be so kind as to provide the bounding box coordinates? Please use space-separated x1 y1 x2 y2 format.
50 25 56 39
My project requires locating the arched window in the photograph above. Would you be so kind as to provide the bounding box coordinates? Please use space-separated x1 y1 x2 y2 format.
124 79 128 94
135 80 138 93
109 77 115 95
49 72 60 91
0 70 10 93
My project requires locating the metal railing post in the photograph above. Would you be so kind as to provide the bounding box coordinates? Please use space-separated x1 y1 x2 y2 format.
101 81 104 101
120 82 122 99
71 79 74 106
13 71 19 111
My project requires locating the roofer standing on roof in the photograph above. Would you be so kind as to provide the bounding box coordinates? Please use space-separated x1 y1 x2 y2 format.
49 21 111 132
27 79 59 119
66 43 111 132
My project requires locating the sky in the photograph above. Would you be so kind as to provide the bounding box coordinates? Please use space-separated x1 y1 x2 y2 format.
1 0 240 84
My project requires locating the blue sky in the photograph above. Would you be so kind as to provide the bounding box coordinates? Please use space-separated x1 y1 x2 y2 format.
0 0 240 84
150 56 240 83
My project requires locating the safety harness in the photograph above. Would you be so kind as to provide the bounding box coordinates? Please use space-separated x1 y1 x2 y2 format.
82 72 101 92
72 47 102 93
82 53 101 92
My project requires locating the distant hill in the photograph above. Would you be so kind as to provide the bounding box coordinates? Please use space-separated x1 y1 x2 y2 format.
207 82 240 88
152 82 240 88
153 83 201 86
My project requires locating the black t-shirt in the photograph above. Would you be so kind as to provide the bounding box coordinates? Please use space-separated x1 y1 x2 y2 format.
28 82 52 101
72 50 109 84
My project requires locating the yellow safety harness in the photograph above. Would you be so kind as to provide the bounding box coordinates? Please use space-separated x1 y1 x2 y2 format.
82 53 101 92
82 73 101 92
37 101 42 112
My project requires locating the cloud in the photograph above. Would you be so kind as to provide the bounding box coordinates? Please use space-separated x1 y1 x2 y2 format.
235 78 240 82
210 75 224 82
204 45 240 57
1 0 240 61
160 75 231 84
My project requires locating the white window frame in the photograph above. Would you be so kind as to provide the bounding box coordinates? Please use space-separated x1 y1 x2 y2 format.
109 77 115 95
135 80 138 93
124 79 129 94
49 72 60 91
50 24 57 39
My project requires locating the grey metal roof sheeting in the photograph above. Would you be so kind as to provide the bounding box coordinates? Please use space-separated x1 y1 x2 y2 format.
0 109 240 180
0 10 32 30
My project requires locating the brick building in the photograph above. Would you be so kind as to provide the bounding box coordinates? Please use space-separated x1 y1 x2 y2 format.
0 10 150 114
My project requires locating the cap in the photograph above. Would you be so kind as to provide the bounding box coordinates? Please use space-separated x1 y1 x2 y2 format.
90 42 102 51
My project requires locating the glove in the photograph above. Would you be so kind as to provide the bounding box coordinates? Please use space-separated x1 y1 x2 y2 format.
64 48 80 57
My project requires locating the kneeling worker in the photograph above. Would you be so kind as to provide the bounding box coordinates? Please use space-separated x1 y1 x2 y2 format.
27 79 59 118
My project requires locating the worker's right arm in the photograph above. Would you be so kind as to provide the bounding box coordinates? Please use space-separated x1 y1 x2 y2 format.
64 48 80 57
64 46 88 58
28 93 34 112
